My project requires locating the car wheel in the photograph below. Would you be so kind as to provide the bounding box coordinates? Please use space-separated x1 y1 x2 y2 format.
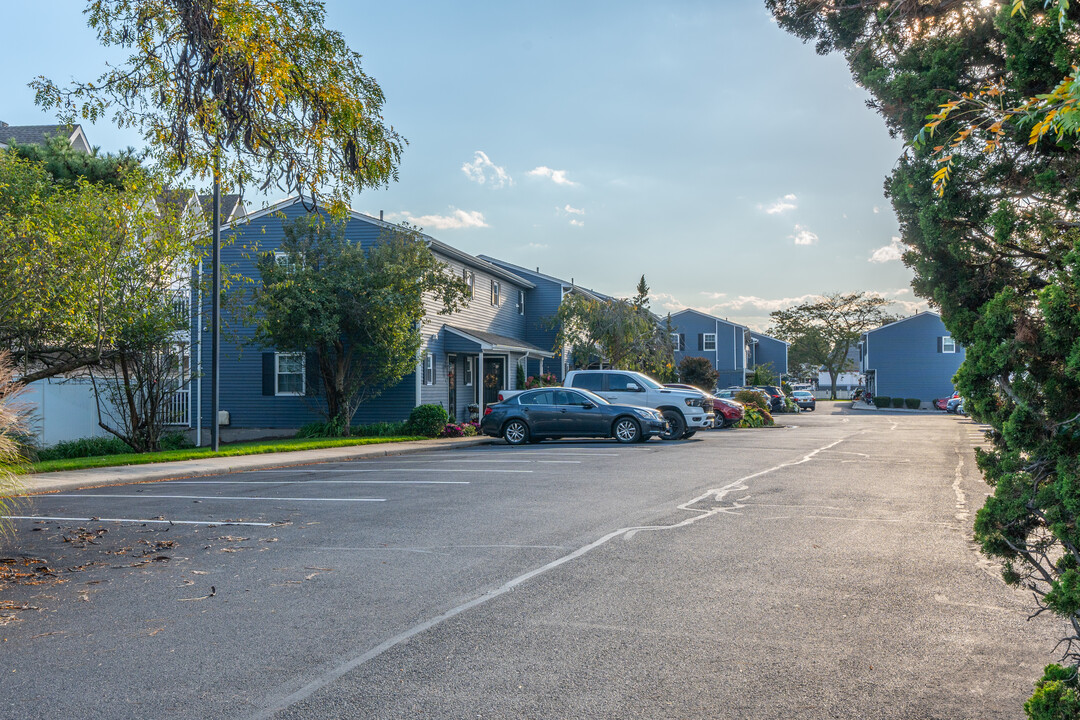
503 420 529 446
659 411 685 441
682 430 696 439
613 417 641 444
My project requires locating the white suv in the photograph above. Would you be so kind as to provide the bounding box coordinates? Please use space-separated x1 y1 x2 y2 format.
563 369 714 440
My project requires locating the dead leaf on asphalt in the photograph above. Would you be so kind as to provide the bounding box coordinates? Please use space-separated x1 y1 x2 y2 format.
178 586 216 602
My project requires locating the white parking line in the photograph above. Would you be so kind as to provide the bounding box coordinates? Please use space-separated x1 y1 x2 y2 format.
442 452 619 457
160 480 469 485
439 460 581 464
253 468 532 474
51 494 386 503
7 515 275 527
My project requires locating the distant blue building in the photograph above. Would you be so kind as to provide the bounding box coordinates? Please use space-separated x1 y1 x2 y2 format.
189 197 551 440
748 330 789 381
669 309 749 389
859 311 964 404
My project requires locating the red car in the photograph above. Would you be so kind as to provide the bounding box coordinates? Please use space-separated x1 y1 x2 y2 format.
664 384 744 428
934 392 959 411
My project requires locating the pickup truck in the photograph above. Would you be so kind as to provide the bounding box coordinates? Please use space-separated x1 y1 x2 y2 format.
563 369 713 440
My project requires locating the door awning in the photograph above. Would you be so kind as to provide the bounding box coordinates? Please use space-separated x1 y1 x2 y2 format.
442 325 554 357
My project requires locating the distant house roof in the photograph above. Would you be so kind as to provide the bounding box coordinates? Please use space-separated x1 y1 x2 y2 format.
0 122 90 153
749 329 790 346
863 310 943 337
443 325 553 357
198 193 246 223
670 307 748 331
478 255 607 301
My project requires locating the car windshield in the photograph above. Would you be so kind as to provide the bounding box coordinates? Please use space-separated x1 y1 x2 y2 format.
794 391 812 397
571 388 610 405
632 373 663 390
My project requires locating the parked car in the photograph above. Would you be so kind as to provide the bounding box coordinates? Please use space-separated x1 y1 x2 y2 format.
747 385 786 412
711 397 744 427
792 390 816 411
716 386 771 408
663 383 716 413
480 387 667 445
946 396 963 414
564 369 713 440
935 392 960 411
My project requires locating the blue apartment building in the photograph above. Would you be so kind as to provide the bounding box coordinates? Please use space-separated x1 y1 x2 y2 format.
859 311 965 403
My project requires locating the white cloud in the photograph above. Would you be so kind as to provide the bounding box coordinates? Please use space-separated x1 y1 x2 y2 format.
525 242 549 250
394 208 489 230
461 151 511 188
762 193 797 215
789 224 819 245
873 206 880 214
868 236 908 264
528 166 577 186
570 219 584 227
564 204 585 215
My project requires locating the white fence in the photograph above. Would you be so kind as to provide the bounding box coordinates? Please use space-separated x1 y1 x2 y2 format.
23 378 110 447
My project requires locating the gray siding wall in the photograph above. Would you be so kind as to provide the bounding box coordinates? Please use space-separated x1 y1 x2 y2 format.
671 310 745 388
864 313 964 401
193 201 533 433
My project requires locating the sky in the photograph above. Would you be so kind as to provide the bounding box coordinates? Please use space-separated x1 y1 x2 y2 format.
0 1 928 331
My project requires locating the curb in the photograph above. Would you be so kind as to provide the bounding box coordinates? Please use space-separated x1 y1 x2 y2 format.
19 436 495 496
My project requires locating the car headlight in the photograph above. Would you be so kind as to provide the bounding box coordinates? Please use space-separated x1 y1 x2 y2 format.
684 397 703 407
632 408 657 419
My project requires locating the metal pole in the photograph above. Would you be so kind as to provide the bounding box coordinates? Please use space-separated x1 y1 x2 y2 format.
210 175 221 451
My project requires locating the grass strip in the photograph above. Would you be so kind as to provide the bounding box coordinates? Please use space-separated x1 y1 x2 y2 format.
25 435 428 474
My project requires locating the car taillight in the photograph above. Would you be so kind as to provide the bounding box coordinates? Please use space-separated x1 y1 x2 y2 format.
497 393 504 401
483 407 493 416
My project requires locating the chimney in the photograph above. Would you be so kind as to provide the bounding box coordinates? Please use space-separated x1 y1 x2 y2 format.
379 210 383 221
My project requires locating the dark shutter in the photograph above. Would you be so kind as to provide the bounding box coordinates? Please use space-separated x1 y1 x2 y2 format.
679 334 685 351
262 353 275 395
697 333 704 351
305 351 320 396
937 337 943 353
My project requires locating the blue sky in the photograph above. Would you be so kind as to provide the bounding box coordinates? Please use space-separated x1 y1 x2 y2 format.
0 1 925 330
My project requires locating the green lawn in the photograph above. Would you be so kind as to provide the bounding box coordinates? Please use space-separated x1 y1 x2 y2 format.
26 435 428 474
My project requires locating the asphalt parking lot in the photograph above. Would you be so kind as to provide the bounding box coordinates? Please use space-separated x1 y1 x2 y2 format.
1 409 1064 719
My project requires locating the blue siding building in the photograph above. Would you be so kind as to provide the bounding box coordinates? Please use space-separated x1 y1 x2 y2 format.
748 330 789 380
669 309 748 389
860 311 964 404
189 197 550 440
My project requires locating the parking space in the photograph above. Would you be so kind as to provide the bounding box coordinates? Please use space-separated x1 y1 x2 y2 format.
11 441 682 531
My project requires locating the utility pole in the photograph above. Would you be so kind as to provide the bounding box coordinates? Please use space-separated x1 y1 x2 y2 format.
210 171 221 451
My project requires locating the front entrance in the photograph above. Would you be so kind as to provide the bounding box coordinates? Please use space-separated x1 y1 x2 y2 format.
483 357 505 407
447 354 457 422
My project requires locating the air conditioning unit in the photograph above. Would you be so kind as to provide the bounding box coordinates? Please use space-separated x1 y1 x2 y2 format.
217 410 231 426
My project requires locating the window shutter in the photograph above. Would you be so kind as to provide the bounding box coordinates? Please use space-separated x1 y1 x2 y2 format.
937 337 943 353
679 334 685 351
262 353 275 395
305 351 320 396
697 333 704 351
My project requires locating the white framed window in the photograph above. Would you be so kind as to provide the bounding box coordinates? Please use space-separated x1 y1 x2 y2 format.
491 280 501 306
463 269 474 298
671 332 681 350
703 333 717 351
941 336 956 353
463 357 474 386
275 352 305 396
273 251 296 273
424 353 435 385
518 289 525 315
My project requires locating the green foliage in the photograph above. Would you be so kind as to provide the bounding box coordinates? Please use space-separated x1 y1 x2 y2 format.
0 352 28 534
735 390 769 412
769 292 895 399
873 396 892 409
406 404 449 438
1025 665 1080 720
678 356 719 392
747 363 778 386
769 1 1080 707
905 398 921 409
736 405 775 428
891 397 906 409
461 422 479 437
516 363 527 390
296 420 409 439
36 431 193 461
523 373 559 389
252 215 469 431
552 277 673 376
33 0 404 215
7 136 140 191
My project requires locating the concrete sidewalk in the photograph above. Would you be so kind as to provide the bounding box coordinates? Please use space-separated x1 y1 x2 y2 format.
19 436 495 496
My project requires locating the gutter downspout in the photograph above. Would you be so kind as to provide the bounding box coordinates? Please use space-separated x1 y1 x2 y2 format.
196 258 203 447
478 349 485 417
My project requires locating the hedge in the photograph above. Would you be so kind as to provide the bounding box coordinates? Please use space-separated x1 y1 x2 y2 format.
905 398 921 409
891 397 905 408
873 395 891 408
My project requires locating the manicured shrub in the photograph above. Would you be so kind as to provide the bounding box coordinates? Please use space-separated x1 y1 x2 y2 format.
736 405 775 428
678 356 719 393
353 421 408 437
1024 664 1080 720
735 389 769 412
406 404 449 438
891 397 905 408
873 395 891 408
905 398 921 410
37 435 133 461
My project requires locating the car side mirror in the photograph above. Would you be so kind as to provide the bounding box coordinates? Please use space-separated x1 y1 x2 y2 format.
581 401 595 409
626 383 641 391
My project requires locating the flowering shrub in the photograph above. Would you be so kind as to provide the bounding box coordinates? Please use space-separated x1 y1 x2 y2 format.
440 423 465 438
524 373 559 389
461 422 479 437
736 406 774 428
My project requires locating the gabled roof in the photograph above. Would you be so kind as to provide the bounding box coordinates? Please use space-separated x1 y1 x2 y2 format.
198 193 245 223
479 254 606 301
749 329 790 346
234 196 535 289
0 122 90 153
670 307 748 331
443 325 553 357
863 310 943 337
